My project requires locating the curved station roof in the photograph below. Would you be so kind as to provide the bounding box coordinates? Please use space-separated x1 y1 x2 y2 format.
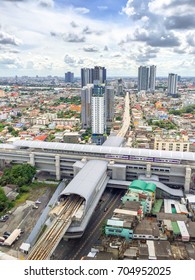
59 160 108 210
11 140 195 162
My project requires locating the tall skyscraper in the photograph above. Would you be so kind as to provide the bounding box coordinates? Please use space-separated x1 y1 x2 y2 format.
91 85 106 135
81 68 93 87
138 66 149 91
81 66 106 87
168 73 178 95
81 84 93 129
105 86 114 123
65 71 74 83
93 66 107 84
149 65 156 92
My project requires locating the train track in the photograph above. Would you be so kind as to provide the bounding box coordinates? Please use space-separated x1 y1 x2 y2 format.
117 92 130 138
70 191 123 260
28 196 83 260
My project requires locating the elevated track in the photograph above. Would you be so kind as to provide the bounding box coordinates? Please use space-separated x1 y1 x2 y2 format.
27 195 83 260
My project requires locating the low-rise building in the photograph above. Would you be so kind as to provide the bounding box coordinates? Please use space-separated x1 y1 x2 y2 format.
154 135 190 152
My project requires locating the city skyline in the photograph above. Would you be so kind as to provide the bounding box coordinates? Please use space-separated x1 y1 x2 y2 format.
0 0 195 77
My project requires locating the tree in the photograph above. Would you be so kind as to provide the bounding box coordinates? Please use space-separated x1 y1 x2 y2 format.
0 164 36 187
11 130 19 137
0 187 9 213
7 126 14 133
17 112 22 117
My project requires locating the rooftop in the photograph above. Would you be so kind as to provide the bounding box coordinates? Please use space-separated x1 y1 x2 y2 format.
59 160 108 211
8 139 195 162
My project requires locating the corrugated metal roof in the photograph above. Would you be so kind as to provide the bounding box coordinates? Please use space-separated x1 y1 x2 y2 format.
145 183 156 192
163 219 173 231
164 199 172 214
171 222 180 234
186 194 195 204
152 199 163 213
4 229 21 246
113 208 138 216
0 144 17 149
10 139 195 161
130 180 156 193
147 240 156 260
177 221 190 238
107 219 123 227
130 180 146 190
59 160 108 209
102 136 124 147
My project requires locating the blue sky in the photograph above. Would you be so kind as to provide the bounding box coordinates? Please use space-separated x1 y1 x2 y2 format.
0 0 195 77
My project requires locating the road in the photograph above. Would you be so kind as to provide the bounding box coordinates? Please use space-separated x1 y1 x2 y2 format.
53 188 125 260
117 92 130 137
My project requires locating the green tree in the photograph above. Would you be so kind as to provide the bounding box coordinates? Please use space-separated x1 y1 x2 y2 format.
11 130 19 137
0 187 9 213
7 126 14 133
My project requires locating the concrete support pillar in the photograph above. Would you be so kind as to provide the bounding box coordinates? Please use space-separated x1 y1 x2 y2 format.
184 166 191 193
29 153 35 166
146 163 151 178
55 155 61 181
0 159 5 168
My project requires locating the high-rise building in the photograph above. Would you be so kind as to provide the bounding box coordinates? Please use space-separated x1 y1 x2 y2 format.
117 79 124 96
91 85 106 135
168 73 178 95
65 72 74 83
105 86 114 123
138 65 156 92
81 84 93 129
138 66 149 91
93 66 107 84
81 68 94 87
81 66 106 87
149 65 156 92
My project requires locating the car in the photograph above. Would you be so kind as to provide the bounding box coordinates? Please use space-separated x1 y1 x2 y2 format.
3 231 11 236
3 234 9 239
104 207 108 212
0 215 9 222
32 204 38 209
35 200 41 204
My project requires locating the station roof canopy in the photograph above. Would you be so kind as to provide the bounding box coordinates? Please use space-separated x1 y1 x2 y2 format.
10 139 195 162
102 136 124 147
59 160 108 211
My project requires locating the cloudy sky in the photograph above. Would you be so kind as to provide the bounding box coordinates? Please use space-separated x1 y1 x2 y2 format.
0 0 195 77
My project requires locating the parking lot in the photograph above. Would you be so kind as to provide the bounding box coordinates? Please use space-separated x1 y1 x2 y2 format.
0 184 56 258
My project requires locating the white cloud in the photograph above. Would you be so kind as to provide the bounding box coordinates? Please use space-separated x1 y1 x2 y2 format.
83 45 99 52
148 0 195 16
121 0 136 17
0 0 195 76
0 30 21 45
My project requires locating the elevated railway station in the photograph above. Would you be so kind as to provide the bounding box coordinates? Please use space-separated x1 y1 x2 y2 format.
0 139 194 193
27 160 109 259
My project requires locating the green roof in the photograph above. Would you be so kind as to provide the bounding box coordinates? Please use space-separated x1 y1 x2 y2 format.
129 180 156 193
129 180 147 190
145 183 156 192
171 222 180 235
152 199 163 214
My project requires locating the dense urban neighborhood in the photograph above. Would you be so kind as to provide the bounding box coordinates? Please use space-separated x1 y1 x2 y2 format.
0 70 195 260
